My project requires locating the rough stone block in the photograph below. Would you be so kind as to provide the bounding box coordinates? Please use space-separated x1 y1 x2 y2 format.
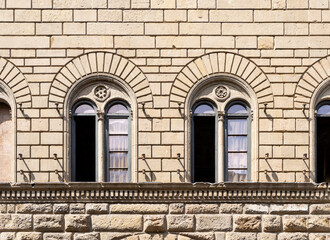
263 215 282 232
226 233 257 240
220 204 243 214
54 204 69 214
65 215 90 232
110 204 168 214
234 215 261 232
92 215 142 231
86 204 108 214
270 204 308 214
43 233 72 240
17 204 52 214
310 204 330 214
186 204 219 214
278 233 308 240
244 204 268 214
307 216 330 232
16 232 42 240
196 215 232 231
33 215 63 232
70 204 85 214
144 215 166 233
74 233 99 240
169 204 184 214
283 216 307 232
0 215 32 231
167 215 195 232
257 233 277 240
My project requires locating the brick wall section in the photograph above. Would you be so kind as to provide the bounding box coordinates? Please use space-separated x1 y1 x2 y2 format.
0 202 329 239
0 0 329 182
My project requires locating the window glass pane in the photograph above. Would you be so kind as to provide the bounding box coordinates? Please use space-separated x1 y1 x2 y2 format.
109 169 128 182
74 104 95 114
228 119 247 134
228 104 247 114
228 153 247 168
109 119 128 134
108 104 129 114
109 135 128 151
194 104 215 114
227 170 247 182
318 104 330 115
109 152 128 168
228 136 247 151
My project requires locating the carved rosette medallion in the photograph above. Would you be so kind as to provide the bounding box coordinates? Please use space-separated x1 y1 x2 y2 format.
214 85 230 101
94 85 110 102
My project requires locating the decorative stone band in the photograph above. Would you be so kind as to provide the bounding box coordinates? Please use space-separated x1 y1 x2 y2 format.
0 183 328 203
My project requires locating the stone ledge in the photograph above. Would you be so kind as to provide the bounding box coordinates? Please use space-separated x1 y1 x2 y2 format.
0 182 328 203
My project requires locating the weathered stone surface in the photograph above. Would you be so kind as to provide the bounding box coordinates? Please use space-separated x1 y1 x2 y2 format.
74 233 99 240
99 233 133 240
16 232 42 240
220 204 243 214
310 204 330 214
270 204 308 214
33 215 63 232
309 233 329 240
92 215 143 231
234 215 261 232
110 204 168 214
54 204 69 214
308 216 330 232
186 204 218 214
226 233 257 240
278 233 308 240
0 215 32 231
167 215 194 232
169 203 184 214
214 233 225 240
196 215 232 231
257 233 276 240
179 232 215 240
16 204 52 213
144 215 166 233
86 204 108 214
263 215 282 232
0 232 16 240
244 204 268 214
283 216 307 232
65 215 90 232
70 204 85 214
43 233 72 240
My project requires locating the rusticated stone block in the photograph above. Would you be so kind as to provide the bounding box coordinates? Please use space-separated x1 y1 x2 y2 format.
270 204 308 214
43 233 72 240
16 204 52 213
283 216 307 232
16 232 42 240
54 204 69 214
220 204 243 214
33 215 63 232
196 215 232 231
0 215 32 231
86 204 108 214
92 215 143 231
70 204 85 214
278 233 308 240
226 233 257 240
186 204 218 214
309 233 329 240
310 204 330 214
110 204 168 214
65 215 90 232
100 233 133 240
74 233 99 240
263 215 282 232
257 233 276 240
167 215 194 232
307 216 330 232
169 203 184 214
244 204 268 214
1 232 15 240
234 215 261 232
179 232 215 240
144 215 166 233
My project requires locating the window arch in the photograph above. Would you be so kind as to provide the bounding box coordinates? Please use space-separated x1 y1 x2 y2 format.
106 101 131 182
191 101 217 183
71 101 97 182
225 101 251 182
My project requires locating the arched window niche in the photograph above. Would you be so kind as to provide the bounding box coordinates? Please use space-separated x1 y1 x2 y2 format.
186 76 257 183
64 75 137 182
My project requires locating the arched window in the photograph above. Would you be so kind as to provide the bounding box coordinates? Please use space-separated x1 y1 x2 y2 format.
316 101 330 182
191 102 217 183
72 102 97 182
106 102 131 182
225 102 250 182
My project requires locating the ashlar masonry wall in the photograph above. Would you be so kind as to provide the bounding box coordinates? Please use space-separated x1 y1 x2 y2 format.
0 0 328 183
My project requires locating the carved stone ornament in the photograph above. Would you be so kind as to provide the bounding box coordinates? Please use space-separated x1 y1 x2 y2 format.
94 85 110 102
214 85 230 101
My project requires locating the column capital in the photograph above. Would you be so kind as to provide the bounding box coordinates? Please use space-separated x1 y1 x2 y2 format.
97 110 105 120
218 111 225 121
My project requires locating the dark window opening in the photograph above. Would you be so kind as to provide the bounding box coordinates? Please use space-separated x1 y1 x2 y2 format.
317 117 330 182
73 115 96 182
193 115 216 183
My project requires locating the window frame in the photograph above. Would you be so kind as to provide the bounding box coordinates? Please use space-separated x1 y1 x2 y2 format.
224 100 251 182
71 100 98 182
105 100 132 182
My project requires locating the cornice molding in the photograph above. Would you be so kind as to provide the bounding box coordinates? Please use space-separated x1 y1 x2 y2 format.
0 182 329 203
